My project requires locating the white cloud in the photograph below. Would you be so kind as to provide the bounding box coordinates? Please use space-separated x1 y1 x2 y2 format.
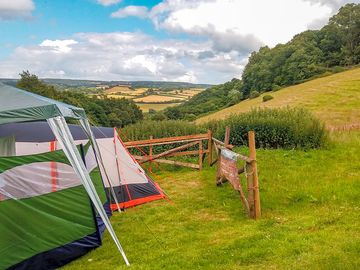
148 0 333 48
0 32 244 83
96 0 121 7
0 0 34 20
111 5 148 18
40 39 78 53
1 0 355 83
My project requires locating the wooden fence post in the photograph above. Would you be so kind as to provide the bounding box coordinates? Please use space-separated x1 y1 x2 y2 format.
199 140 203 170
208 129 213 166
149 135 153 171
224 126 230 149
248 131 261 219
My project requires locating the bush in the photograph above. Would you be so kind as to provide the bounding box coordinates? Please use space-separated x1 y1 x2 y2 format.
249 91 260 99
120 120 206 141
150 112 167 121
120 120 207 155
272 84 282 91
263 95 274 102
184 114 197 121
203 108 327 149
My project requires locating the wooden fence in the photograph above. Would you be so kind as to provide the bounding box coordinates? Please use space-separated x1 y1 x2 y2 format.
124 127 260 219
123 131 213 170
214 129 261 219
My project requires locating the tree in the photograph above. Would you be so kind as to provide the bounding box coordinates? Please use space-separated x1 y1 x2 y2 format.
16 71 143 127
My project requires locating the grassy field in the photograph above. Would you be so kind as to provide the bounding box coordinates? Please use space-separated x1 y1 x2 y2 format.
136 103 181 112
134 95 184 103
63 131 360 270
196 68 360 129
102 86 204 112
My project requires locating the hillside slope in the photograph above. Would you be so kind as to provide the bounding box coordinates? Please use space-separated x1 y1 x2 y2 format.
196 68 360 129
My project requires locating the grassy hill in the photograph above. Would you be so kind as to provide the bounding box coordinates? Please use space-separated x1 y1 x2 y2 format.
196 68 360 130
63 131 360 269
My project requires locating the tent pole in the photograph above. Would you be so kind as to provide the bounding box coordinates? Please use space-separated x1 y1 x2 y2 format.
79 119 122 213
47 116 130 266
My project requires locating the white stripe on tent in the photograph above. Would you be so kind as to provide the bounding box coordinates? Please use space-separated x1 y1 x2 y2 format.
0 162 81 200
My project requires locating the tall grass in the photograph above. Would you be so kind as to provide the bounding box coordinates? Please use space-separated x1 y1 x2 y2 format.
204 107 327 149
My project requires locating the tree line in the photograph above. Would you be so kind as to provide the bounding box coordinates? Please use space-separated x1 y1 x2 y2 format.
16 71 143 127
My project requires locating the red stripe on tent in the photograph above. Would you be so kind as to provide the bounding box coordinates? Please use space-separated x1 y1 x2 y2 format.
50 141 58 192
110 194 166 210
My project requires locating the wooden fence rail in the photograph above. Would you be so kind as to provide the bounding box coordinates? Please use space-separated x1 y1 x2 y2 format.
124 132 213 170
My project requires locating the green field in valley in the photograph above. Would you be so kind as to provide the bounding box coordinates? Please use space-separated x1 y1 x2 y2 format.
63 131 360 270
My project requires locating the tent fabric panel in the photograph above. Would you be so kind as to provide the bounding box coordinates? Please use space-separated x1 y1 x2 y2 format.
95 138 120 188
9 231 101 270
0 147 70 173
0 186 97 270
108 180 165 209
9 203 109 270
47 116 130 265
89 168 108 205
0 161 81 201
0 135 15 156
0 105 61 125
0 121 113 143
0 83 86 124
114 133 149 184
0 84 54 111
15 141 54 156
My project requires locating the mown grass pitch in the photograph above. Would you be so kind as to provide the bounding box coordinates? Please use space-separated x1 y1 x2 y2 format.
63 131 360 270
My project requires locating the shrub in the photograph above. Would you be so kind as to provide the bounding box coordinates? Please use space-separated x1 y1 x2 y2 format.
262 95 274 102
272 84 282 91
203 108 327 149
120 120 206 155
249 91 260 99
120 120 206 141
150 112 167 121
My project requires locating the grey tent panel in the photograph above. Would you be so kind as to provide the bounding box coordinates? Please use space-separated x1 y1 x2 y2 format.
0 83 86 124
0 122 113 142
0 136 15 156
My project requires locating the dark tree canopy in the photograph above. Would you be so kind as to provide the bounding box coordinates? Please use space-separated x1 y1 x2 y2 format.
242 3 360 94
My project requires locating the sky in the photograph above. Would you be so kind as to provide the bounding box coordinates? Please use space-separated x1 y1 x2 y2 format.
0 0 358 84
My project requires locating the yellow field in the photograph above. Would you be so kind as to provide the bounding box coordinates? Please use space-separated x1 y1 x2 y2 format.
136 103 181 112
167 88 203 96
196 68 360 129
104 85 132 94
100 86 204 112
134 95 184 103
107 94 132 99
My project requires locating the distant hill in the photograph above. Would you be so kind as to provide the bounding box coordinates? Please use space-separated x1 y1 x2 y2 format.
195 68 360 130
0 78 211 91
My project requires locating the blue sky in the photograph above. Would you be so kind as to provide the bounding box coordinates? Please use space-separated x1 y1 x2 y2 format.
0 0 356 83
1 1 163 57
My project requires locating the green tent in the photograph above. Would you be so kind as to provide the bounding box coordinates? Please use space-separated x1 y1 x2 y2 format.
0 83 129 269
